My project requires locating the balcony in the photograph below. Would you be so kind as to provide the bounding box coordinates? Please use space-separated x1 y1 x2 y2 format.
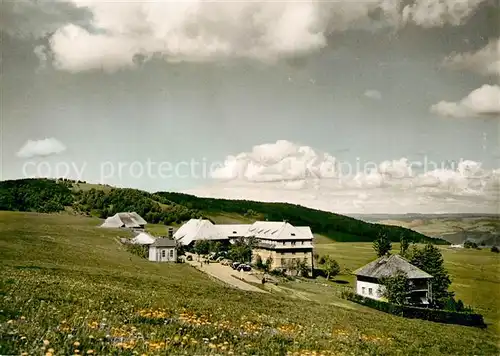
257 240 313 250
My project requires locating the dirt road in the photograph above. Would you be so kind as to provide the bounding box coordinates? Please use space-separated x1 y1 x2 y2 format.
186 256 268 294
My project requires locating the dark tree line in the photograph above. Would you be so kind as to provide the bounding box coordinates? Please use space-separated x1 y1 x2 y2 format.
73 188 202 224
0 179 449 244
0 179 73 213
157 192 448 244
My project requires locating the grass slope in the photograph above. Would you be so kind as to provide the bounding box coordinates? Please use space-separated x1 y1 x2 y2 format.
313 240 500 334
0 212 498 355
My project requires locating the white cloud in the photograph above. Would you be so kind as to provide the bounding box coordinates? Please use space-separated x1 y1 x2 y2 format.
364 89 382 100
33 45 48 71
16 138 67 158
443 38 500 76
430 84 500 118
401 0 488 28
187 140 500 214
0 0 483 72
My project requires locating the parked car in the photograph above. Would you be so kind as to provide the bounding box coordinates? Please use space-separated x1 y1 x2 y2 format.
221 259 231 266
231 262 241 270
237 264 251 272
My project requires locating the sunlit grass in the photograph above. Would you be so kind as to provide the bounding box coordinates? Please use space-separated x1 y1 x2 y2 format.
1 212 498 355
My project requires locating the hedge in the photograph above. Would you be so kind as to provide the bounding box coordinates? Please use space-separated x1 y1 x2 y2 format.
343 292 486 328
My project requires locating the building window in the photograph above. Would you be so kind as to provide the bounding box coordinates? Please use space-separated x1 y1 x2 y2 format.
161 250 166 258
292 252 296 255
291 233 295 236
291 241 296 246
368 288 373 296
169 249 174 258
362 287 366 295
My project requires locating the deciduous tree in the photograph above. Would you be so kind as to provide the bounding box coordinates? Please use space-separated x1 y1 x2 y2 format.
380 271 410 305
408 244 453 308
373 233 392 257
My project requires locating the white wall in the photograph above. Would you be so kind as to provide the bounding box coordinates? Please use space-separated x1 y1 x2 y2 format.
356 280 385 300
148 246 157 261
148 246 177 262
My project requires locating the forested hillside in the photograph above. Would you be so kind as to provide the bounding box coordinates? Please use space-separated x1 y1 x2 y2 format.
0 178 447 244
157 192 447 243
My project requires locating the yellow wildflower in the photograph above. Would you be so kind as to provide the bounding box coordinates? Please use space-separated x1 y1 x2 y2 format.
43 340 50 346
74 341 81 347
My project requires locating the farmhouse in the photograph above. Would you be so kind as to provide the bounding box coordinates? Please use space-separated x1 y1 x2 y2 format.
174 219 314 272
101 212 147 229
148 238 177 262
247 222 314 273
353 254 433 305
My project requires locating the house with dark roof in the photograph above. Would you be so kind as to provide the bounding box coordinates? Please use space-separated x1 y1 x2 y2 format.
148 238 177 262
353 254 433 305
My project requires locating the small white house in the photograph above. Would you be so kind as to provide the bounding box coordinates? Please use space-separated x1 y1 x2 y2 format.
353 254 433 305
148 238 177 262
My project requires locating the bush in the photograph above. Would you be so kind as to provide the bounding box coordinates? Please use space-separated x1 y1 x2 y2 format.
342 292 486 328
491 246 499 253
254 255 264 269
464 240 478 249
126 244 148 259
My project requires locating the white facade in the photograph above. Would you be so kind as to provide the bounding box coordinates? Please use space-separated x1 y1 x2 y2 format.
149 246 177 262
356 280 385 300
249 222 314 272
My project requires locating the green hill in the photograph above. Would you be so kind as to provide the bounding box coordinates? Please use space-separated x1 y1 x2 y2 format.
0 178 447 244
0 211 497 355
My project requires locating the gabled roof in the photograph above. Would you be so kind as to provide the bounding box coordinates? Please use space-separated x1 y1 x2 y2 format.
100 212 147 228
131 232 156 245
245 221 313 240
174 219 227 245
129 212 147 225
353 254 433 279
151 238 177 247
296 226 314 240
217 224 251 237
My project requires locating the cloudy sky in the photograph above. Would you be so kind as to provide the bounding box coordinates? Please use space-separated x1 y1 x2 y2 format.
1 0 499 215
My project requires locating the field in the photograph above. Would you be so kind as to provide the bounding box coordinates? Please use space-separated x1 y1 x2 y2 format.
1 212 499 355
375 216 500 245
312 236 500 332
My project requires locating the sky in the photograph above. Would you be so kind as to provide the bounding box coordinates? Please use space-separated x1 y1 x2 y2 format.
1 0 499 215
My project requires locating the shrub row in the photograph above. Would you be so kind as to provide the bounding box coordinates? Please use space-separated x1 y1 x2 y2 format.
342 291 486 328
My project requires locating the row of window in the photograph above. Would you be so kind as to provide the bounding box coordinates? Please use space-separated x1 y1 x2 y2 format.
361 287 373 296
161 249 174 258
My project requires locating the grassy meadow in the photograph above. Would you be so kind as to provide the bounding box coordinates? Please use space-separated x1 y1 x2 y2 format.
1 212 499 355
313 235 500 332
